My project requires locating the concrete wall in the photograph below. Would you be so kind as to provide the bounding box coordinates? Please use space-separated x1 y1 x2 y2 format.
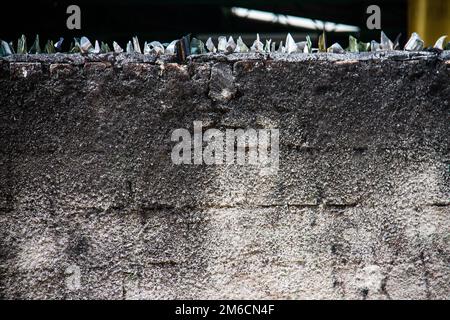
0 51 449 299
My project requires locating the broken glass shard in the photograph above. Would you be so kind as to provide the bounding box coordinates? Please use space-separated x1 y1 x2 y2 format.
250 34 264 53
433 35 447 50
370 40 380 52
29 35 41 54
358 41 370 52
327 43 345 54
55 37 64 52
304 35 312 53
349 35 359 53
101 42 110 53
404 32 424 51
175 35 191 62
380 31 394 50
0 40 13 56
93 40 101 54
113 41 123 53
318 32 326 53
285 33 297 54
126 41 134 53
225 36 236 54
80 37 92 53
17 34 27 54
206 37 216 53
393 34 401 50
150 41 165 54
165 40 177 55
217 36 227 52
45 40 55 54
264 39 272 53
132 36 141 54
234 37 249 53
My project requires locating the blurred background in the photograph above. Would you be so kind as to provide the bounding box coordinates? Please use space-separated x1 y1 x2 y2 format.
1 0 449 50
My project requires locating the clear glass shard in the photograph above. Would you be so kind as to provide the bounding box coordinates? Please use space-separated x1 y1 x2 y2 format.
250 34 264 53
93 40 101 54
264 39 272 53
143 42 151 54
234 36 249 53
165 40 177 55
225 36 236 53
434 35 447 50
113 41 123 53
132 36 141 54
277 41 285 53
271 42 276 53
0 40 13 56
393 34 402 50
55 37 64 52
126 41 134 53
404 32 424 51
380 31 394 50
327 43 345 53
370 40 380 52
285 33 297 54
80 37 92 53
217 36 227 52
205 37 216 53
296 41 306 52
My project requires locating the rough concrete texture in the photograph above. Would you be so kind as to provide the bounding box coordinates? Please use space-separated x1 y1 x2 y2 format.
0 51 449 299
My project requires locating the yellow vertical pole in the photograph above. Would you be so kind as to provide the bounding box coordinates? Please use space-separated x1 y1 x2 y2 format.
409 0 450 46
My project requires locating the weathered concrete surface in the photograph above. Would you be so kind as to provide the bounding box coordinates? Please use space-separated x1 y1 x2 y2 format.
0 52 449 299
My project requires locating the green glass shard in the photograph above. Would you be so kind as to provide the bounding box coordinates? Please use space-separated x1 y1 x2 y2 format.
318 31 326 53
305 35 312 53
101 42 111 53
17 34 27 54
358 41 370 52
45 40 55 54
29 35 41 54
70 38 81 53
446 42 450 50
349 35 359 53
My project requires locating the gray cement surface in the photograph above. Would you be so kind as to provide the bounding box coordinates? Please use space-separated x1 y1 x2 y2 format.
0 52 449 299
